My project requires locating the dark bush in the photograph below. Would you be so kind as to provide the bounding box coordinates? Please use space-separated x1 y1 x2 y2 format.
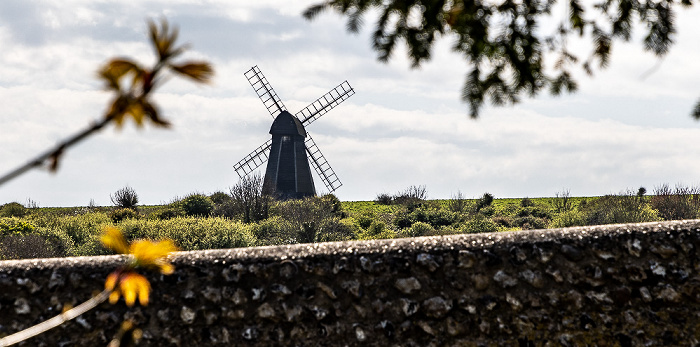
0 202 28 218
552 189 573 212
520 197 534 208
375 193 393 205
516 206 552 219
355 214 374 230
316 218 357 242
111 186 139 210
110 208 140 223
475 193 494 211
212 199 237 219
491 216 514 228
650 184 700 220
367 220 387 236
229 174 270 223
209 191 232 205
514 216 548 230
182 194 215 217
394 212 412 229
321 194 344 217
393 185 427 210
478 206 495 217
153 206 184 220
0 235 61 260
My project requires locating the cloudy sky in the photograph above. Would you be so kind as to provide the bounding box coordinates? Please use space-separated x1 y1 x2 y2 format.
1 1 700 207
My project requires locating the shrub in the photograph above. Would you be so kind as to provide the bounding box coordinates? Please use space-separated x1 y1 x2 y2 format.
478 206 495 217
550 210 586 228
393 210 412 229
0 202 28 218
0 227 75 260
367 220 386 236
212 199 237 219
491 216 514 228
475 193 494 211
461 217 499 234
393 185 427 210
516 206 552 219
251 216 297 245
520 197 534 207
229 174 270 223
119 217 257 250
153 205 185 220
321 194 344 217
357 220 397 240
110 208 140 223
650 184 700 220
354 214 374 230
448 191 469 213
209 191 231 205
584 192 659 225
513 216 548 230
0 217 35 235
404 221 435 237
316 218 358 242
181 194 215 217
552 189 573 212
0 235 59 260
111 186 139 210
375 193 393 205
39 212 112 256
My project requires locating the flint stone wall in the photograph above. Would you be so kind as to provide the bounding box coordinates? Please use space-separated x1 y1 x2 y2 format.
1 220 699 346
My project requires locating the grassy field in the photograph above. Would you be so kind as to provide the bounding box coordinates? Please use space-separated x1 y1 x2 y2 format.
1 188 698 260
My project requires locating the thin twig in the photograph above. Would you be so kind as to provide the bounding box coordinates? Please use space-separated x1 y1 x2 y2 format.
0 289 110 347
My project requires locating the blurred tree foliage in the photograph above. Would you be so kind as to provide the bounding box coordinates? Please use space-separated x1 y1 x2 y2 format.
304 0 696 118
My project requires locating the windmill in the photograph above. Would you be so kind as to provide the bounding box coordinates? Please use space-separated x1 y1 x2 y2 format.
233 66 355 200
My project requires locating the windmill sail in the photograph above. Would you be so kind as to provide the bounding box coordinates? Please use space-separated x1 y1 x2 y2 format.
305 135 342 193
235 66 353 199
233 139 271 178
245 66 286 118
297 81 354 126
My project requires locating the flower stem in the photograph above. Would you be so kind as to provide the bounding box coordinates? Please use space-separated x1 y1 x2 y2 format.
0 289 110 347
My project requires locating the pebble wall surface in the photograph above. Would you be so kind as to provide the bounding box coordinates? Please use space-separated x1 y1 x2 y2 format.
1 220 699 346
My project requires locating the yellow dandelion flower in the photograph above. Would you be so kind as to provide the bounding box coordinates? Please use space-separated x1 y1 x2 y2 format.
100 227 177 307
129 239 177 274
101 226 129 255
104 271 151 307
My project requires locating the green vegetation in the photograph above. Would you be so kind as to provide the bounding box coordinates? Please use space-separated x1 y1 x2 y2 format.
3 184 700 260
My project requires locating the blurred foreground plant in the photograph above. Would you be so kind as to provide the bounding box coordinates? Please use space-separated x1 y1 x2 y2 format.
0 226 177 346
0 18 213 186
0 18 193 346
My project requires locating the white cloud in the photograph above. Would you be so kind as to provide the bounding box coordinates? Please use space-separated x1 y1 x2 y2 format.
2 1 700 206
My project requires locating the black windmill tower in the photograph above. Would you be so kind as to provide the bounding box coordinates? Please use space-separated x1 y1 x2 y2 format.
234 66 355 200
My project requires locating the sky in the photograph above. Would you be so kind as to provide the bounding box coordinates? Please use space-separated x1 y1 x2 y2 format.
1 1 700 207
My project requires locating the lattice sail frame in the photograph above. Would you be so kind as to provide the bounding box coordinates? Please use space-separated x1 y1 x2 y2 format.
305 136 342 192
234 66 353 193
244 66 286 118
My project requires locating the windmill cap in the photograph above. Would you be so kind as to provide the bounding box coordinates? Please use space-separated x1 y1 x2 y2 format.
270 110 306 137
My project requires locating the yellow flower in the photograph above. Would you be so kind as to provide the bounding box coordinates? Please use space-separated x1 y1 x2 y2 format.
105 271 151 307
100 226 177 274
130 239 177 274
101 226 129 255
101 226 177 307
